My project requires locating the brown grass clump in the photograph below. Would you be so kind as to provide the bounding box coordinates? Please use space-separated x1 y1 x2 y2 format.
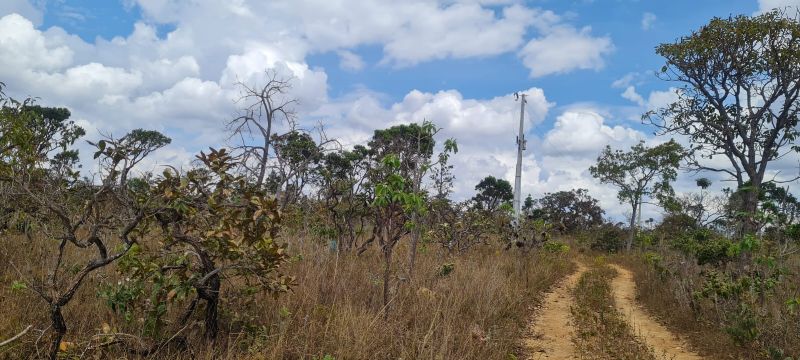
0 233 571 359
571 259 658 360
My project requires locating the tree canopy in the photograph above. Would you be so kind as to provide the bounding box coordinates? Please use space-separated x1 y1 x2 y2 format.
647 10 800 233
590 140 684 250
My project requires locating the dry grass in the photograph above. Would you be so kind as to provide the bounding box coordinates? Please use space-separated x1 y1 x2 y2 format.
617 251 800 359
0 233 571 359
571 258 658 360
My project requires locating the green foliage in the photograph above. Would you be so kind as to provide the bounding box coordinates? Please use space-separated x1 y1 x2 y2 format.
111 148 294 340
436 263 455 277
10 280 27 292
585 223 627 253
589 139 684 250
672 230 764 266
724 303 760 346
542 241 570 254
472 175 513 212
372 155 425 214
649 10 800 232
529 188 604 233
589 140 684 209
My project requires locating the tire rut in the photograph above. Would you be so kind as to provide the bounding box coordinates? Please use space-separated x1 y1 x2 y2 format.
608 264 704 360
523 263 587 359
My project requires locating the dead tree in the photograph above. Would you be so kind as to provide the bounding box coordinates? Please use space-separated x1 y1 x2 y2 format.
227 70 297 188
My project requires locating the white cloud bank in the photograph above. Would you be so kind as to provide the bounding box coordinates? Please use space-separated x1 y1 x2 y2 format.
0 0 641 219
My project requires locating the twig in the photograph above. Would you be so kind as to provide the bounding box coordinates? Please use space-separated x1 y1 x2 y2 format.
0 325 33 347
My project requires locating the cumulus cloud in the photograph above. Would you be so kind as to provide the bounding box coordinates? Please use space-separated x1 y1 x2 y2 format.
519 24 613 78
542 110 644 156
0 1 730 222
0 0 42 26
0 14 73 72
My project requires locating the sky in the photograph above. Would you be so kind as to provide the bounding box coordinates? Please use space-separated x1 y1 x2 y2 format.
0 0 799 221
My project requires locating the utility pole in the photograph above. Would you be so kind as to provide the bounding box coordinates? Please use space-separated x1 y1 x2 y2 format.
513 92 527 226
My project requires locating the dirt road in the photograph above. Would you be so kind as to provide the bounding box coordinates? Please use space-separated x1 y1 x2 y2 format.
523 263 586 359
524 262 704 359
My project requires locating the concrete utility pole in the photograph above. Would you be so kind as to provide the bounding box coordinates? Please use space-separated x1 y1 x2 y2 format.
513 92 527 226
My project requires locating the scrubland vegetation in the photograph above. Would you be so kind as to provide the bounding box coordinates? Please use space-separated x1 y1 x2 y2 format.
2 8 800 360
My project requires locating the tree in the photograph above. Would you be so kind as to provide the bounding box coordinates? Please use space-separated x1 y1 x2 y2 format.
589 140 684 251
532 189 605 233
370 154 425 314
228 70 297 188
145 148 294 340
0 86 170 359
647 10 800 234
270 129 324 209
367 121 456 275
472 176 513 212
317 146 372 251
9 131 168 360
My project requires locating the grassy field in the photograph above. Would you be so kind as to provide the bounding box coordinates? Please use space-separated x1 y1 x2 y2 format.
0 233 571 359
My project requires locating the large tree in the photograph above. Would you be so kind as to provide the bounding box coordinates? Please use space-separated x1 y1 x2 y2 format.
532 189 605 233
472 175 513 212
647 10 800 234
590 140 684 251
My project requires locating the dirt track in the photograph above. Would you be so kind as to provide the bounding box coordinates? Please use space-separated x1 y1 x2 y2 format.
524 263 586 359
608 264 704 360
525 262 704 359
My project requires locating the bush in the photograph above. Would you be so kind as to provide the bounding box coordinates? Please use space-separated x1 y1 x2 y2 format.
586 223 626 252
542 240 570 254
672 228 737 266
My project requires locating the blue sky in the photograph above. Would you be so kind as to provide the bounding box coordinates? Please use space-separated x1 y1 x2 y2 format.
0 0 795 220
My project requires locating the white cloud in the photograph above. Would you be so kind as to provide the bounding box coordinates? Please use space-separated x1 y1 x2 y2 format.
641 12 656 30
645 87 678 110
337 50 365 71
0 14 73 72
519 25 613 77
757 0 800 13
0 0 42 26
380 4 535 65
621 86 645 106
8 1 790 223
542 110 644 156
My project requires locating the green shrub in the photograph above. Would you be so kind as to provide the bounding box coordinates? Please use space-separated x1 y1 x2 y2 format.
588 223 626 252
542 240 570 254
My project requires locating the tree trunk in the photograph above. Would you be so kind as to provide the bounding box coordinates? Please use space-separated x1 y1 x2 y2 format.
408 213 420 278
407 176 423 276
256 116 273 188
627 201 638 252
741 180 761 236
48 304 66 360
199 273 221 340
382 247 392 319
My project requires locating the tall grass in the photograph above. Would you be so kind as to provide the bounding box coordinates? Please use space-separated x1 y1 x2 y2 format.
0 233 571 359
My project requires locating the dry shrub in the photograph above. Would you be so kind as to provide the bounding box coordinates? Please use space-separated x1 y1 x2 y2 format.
0 233 571 359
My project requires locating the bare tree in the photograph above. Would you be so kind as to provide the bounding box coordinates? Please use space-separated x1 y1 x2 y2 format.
227 70 297 188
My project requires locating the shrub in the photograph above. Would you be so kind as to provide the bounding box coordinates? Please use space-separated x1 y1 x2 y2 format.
587 223 626 252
